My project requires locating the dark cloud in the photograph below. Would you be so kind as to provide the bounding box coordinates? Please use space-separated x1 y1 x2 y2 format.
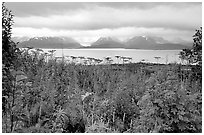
6 2 201 17
12 2 201 32
13 20 198 32
5 2 88 17
96 2 201 9
7 2 201 43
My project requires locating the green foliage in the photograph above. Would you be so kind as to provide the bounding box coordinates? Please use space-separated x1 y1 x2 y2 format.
2 47 202 133
134 67 202 133
2 3 22 132
86 121 116 133
2 2 18 67
180 27 202 65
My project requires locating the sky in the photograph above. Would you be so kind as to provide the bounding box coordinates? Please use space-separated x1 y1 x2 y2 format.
6 2 202 46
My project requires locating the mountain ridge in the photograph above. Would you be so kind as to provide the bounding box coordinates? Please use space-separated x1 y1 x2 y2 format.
90 37 124 48
12 36 191 50
124 36 190 50
15 36 82 49
87 36 190 50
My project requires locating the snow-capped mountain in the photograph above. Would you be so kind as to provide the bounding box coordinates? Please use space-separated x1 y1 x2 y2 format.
124 36 190 50
90 37 124 48
13 35 191 50
16 36 82 49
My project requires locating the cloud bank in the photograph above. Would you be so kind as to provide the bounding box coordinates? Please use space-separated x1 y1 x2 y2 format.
6 2 202 45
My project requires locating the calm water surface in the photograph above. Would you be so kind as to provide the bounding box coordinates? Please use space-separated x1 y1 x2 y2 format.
43 48 182 64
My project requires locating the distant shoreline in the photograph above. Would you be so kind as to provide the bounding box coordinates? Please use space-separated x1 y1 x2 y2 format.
19 47 183 51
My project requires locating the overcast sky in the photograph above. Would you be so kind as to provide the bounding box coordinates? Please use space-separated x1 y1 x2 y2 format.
6 2 202 45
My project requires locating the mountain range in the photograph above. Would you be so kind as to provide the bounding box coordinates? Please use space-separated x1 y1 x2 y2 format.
124 36 190 50
15 37 82 49
12 36 191 50
84 36 191 50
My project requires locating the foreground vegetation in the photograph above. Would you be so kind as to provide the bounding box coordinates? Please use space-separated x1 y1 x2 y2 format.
2 3 202 133
2 48 202 132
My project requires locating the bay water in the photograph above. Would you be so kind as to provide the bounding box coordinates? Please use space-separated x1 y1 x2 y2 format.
43 48 182 64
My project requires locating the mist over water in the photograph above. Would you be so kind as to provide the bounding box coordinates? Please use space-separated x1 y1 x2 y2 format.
43 48 182 64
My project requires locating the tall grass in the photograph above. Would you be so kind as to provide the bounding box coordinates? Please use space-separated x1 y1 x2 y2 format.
2 48 202 133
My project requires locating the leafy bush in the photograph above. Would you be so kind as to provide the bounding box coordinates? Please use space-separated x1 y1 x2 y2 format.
180 27 202 65
134 68 202 133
